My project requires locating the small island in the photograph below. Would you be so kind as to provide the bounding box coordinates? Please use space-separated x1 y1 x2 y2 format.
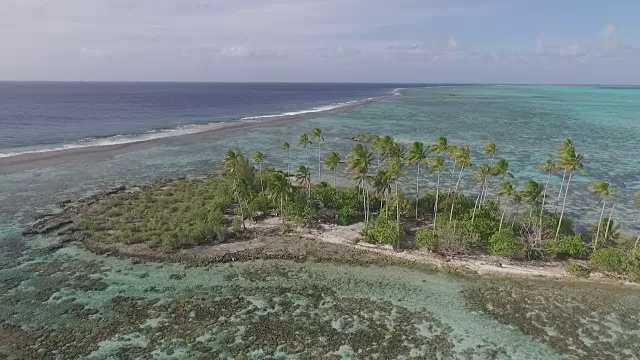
27 130 640 284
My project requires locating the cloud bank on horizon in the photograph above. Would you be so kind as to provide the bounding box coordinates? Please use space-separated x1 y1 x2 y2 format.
1 0 639 84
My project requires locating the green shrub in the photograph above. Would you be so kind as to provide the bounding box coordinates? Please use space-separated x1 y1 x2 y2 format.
415 229 438 251
365 216 400 245
313 185 359 225
548 235 587 259
630 247 640 261
285 191 319 225
590 247 627 275
564 263 591 278
454 220 484 248
488 229 523 259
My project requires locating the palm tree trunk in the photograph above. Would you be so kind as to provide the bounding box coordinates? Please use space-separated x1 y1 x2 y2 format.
556 169 567 212
539 172 551 238
318 142 322 178
287 149 290 176
415 164 420 222
499 198 509 231
555 171 573 239
395 182 400 236
333 171 337 188
449 167 465 223
433 172 440 230
604 204 615 243
232 177 246 230
471 191 481 224
634 234 640 249
305 147 309 167
259 163 263 191
511 203 520 228
594 199 606 249
280 194 285 224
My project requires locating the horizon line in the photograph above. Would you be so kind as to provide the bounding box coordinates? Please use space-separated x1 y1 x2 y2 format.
0 80 639 87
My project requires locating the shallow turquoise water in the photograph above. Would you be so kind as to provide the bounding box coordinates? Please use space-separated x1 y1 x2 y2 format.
1 85 640 359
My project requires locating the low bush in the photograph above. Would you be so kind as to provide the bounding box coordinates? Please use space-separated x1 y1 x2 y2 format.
313 185 360 225
589 247 627 275
488 229 523 259
285 192 319 226
548 235 587 259
365 216 400 246
415 229 438 251
564 263 591 278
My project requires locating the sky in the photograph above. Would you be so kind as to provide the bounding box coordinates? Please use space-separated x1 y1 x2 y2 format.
1 0 639 84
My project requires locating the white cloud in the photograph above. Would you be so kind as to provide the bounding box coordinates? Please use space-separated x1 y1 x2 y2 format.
448 37 459 50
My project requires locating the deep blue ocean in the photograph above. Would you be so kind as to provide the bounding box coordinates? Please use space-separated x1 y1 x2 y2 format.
0 82 431 154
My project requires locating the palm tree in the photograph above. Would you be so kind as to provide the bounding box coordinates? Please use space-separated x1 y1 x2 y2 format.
253 151 264 191
538 160 555 231
298 133 312 167
311 127 324 178
267 172 293 224
449 146 472 223
604 204 616 245
472 163 492 223
497 181 516 231
324 151 341 187
282 141 291 175
520 180 543 218
385 155 406 237
372 168 393 220
223 150 254 229
429 155 447 230
372 135 395 168
487 159 513 203
555 142 584 239
429 136 450 155
406 141 428 222
295 165 312 198
590 181 615 248
555 139 575 211
347 144 374 223
482 141 497 164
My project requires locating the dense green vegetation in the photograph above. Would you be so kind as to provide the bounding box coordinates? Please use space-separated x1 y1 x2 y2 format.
72 128 640 280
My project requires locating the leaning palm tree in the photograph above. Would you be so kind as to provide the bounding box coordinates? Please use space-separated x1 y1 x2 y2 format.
282 141 291 175
449 146 472 223
324 151 341 187
482 141 497 164
295 165 312 198
429 155 447 230
253 151 265 191
267 172 293 224
555 142 584 239
347 143 374 223
298 133 312 167
590 181 615 248
497 181 516 231
406 141 428 222
311 127 324 178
